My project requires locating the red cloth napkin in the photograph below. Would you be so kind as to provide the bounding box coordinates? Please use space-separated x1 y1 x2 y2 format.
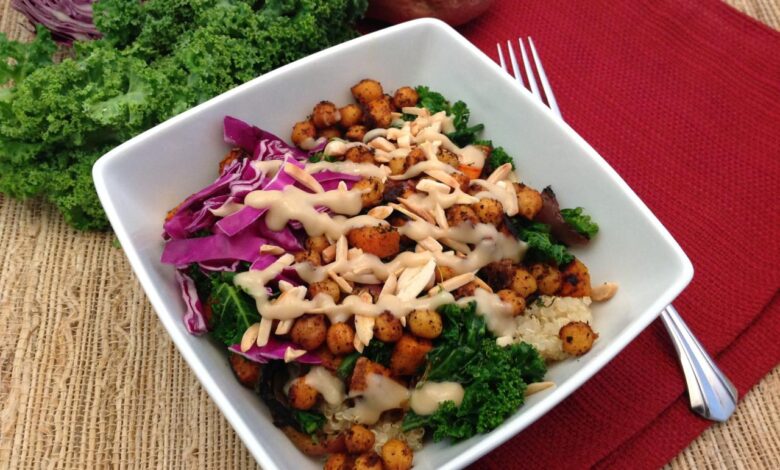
447 0 780 468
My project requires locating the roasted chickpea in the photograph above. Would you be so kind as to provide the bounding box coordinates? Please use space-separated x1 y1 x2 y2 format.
529 263 563 295
291 314 328 351
311 101 340 129
510 267 537 297
390 334 432 376
388 157 406 176
393 86 419 109
497 289 526 316
294 249 322 266
347 225 401 259
434 265 456 283
228 353 262 389
324 453 351 470
374 312 403 343
345 424 376 454
408 309 443 339
402 147 427 173
351 79 384 104
365 96 393 129
452 280 479 299
446 204 479 227
291 120 316 149
479 259 514 291
471 198 504 225
306 235 330 254
309 279 341 303
288 377 318 410
514 183 543 220
345 146 376 164
559 321 598 356
327 322 356 355
350 357 391 392
339 103 363 128
345 125 368 142
318 127 342 140
353 177 385 208
437 148 460 168
451 172 471 193
354 452 383 470
381 439 413 470
558 258 592 297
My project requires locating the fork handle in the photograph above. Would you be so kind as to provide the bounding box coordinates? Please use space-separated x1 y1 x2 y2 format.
660 305 737 422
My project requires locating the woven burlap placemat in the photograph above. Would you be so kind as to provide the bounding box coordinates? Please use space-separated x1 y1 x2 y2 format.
1 2 778 468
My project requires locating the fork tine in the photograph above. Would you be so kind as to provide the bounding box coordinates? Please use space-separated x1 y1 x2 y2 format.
528 37 561 119
518 38 541 100
496 43 507 72
506 40 524 88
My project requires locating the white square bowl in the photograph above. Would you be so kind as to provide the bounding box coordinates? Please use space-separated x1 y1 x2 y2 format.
93 18 692 470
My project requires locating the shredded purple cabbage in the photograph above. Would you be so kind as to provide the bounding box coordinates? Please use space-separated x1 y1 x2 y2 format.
13 0 101 43
228 339 322 365
174 270 208 335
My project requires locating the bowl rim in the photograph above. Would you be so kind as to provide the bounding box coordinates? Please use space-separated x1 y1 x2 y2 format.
93 17 693 470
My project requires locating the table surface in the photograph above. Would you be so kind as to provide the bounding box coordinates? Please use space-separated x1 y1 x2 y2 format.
0 1 778 469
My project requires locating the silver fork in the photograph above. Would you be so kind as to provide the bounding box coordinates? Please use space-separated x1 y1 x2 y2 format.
497 38 738 422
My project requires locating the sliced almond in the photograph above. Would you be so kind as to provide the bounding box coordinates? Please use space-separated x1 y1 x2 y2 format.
353 336 365 353
418 236 443 253
335 235 348 263
328 270 353 293
284 346 308 363
398 197 436 224
591 282 619 302
433 203 449 229
424 169 460 189
277 253 296 267
276 285 307 303
277 280 294 292
416 177 451 194
373 152 392 163
284 163 324 193
260 244 285 255
396 259 437 301
397 134 411 148
275 319 294 335
324 140 347 157
525 381 555 397
240 323 261 352
256 317 274 347
380 273 398 297
368 206 393 220
348 248 363 260
354 315 375 348
502 180 519 216
389 203 424 222
321 244 336 264
486 163 513 184
428 272 475 295
338 181 348 191
369 137 396 152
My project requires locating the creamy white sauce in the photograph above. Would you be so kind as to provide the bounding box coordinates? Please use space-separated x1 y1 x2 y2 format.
303 366 345 405
345 374 410 425
410 382 465 415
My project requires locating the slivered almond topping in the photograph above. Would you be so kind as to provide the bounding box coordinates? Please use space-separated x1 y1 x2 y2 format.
418 237 443 253
591 282 619 301
348 248 363 260
486 163 513 184
328 270 353 293
416 177 451 194
398 197 436 224
338 181 348 191
354 314 375 350
277 280 294 292
397 134 411 148
389 203 424 222
336 235 348 263
367 206 393 219
284 346 308 363
256 317 274 347
277 253 296 267
424 169 459 188
240 323 261 352
502 180 519 216
473 277 494 293
369 137 396 152
428 272 475 295
525 381 555 396
321 244 336 263
373 152 392 163
396 259 437 301
433 203 449 229
284 163 324 193
380 273 398 297
276 285 307 303
275 319 294 335
260 244 285 255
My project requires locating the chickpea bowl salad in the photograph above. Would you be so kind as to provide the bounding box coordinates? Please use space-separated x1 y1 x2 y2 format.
160 78 618 469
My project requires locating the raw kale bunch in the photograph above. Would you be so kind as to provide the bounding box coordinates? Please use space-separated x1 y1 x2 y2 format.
0 0 368 230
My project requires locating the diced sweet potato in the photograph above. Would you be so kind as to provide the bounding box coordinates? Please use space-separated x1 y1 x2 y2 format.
390 334 432 376
350 357 391 392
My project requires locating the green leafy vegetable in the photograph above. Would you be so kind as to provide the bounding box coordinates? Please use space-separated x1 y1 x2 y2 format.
0 0 368 230
404 302 546 441
337 352 360 379
291 410 326 436
414 86 484 146
561 207 599 239
415 86 449 114
208 273 259 346
361 339 394 367
474 139 515 171
511 219 574 266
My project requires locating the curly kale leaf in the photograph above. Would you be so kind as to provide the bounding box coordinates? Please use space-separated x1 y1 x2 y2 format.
208 273 259 346
404 303 546 441
561 207 599 239
474 139 515 172
292 410 326 436
511 219 574 266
